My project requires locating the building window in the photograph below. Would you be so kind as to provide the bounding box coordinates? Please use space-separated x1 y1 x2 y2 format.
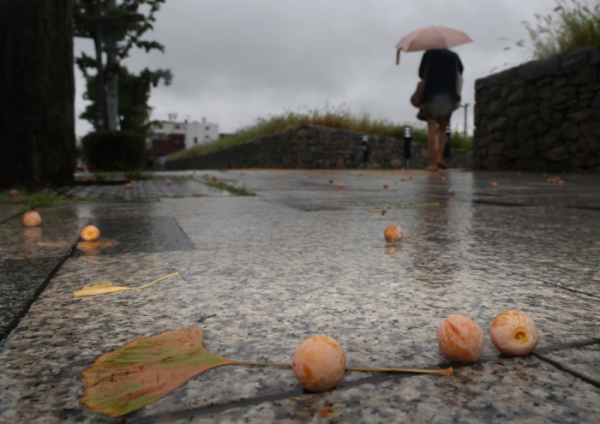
174 124 180 129
205 135 210 138
205 126 210 131
194 137 198 144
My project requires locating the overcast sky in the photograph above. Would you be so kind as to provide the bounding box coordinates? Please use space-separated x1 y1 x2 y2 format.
74 0 556 138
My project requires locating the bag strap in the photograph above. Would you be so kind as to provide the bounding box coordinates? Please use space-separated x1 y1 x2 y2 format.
422 51 432 84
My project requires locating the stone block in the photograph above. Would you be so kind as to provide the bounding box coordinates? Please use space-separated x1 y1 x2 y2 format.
540 102 563 125
481 155 505 169
517 128 536 145
591 45 600 65
561 49 589 74
568 109 593 124
580 123 600 138
488 85 503 101
487 100 502 115
537 134 558 152
591 92 600 108
515 102 539 118
571 66 598 85
488 142 505 156
585 155 600 167
538 85 553 99
563 123 580 140
533 119 548 135
508 88 525 104
519 138 537 158
577 138 594 154
542 144 569 162
553 77 568 89
517 55 560 80
568 142 579 155
551 86 578 106
336 157 346 169
336 139 348 149
475 78 488 91
486 116 507 132
389 158 402 169
369 162 382 169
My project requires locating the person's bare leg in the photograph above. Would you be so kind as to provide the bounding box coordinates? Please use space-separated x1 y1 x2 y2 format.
426 119 439 172
437 118 449 169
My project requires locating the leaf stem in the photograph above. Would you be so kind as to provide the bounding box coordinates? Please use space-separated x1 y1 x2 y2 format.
404 235 433 243
345 366 453 375
231 361 453 376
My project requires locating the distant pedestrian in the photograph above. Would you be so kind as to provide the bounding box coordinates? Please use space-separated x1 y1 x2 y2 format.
417 49 463 172
158 155 166 171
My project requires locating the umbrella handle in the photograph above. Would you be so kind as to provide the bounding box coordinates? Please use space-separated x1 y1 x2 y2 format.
396 49 401 65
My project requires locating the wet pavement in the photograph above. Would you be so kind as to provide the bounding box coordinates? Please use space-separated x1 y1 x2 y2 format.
1 170 600 423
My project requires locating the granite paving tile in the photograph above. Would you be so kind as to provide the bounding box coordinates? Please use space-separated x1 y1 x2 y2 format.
0 204 87 260
0 258 65 340
1 170 599 423
152 357 600 424
539 343 600 386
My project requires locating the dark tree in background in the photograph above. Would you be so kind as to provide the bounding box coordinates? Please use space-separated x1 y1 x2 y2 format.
0 0 76 189
80 65 172 137
74 0 171 137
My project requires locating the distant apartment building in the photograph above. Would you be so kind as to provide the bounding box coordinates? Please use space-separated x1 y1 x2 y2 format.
147 116 219 149
146 116 219 166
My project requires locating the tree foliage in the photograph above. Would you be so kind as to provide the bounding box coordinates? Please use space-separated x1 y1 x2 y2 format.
80 65 172 136
73 0 171 136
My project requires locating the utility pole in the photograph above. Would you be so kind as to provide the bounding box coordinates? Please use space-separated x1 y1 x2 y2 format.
462 103 470 139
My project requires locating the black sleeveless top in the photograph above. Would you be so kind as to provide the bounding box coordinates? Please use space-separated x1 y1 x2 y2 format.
418 49 463 103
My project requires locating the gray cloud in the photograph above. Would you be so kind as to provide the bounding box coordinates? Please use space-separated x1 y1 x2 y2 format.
75 0 555 137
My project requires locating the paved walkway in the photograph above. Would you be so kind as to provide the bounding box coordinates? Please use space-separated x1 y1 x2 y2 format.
1 170 600 423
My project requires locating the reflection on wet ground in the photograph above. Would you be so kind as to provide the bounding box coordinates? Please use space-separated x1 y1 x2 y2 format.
1 170 600 422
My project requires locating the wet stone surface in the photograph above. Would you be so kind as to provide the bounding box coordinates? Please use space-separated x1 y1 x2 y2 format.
0 258 65 341
0 170 599 423
79 216 195 255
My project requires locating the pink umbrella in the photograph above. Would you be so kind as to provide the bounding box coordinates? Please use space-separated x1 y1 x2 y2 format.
396 26 472 64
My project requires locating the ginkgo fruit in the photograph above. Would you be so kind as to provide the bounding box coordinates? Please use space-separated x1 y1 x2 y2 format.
384 224 402 242
437 314 484 363
292 335 346 392
22 211 42 227
490 310 539 356
80 225 100 242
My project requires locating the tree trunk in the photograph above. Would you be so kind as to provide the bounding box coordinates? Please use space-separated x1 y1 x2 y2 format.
0 0 75 189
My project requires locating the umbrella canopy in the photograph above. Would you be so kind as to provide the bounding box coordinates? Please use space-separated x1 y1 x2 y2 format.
396 26 472 64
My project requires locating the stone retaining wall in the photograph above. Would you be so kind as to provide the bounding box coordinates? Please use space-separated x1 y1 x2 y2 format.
474 44 600 172
166 124 472 171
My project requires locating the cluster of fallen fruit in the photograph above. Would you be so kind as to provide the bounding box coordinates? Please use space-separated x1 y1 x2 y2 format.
20 199 540 409
293 222 540 392
293 308 538 392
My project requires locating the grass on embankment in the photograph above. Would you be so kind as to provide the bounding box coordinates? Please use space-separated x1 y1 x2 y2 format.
167 107 473 161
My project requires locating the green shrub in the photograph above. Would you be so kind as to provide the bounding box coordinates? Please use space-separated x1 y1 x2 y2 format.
82 130 146 171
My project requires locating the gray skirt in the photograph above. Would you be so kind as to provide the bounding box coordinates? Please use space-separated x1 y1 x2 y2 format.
417 94 457 122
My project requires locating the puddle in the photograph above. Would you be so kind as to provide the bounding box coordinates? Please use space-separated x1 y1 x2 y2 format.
74 216 195 255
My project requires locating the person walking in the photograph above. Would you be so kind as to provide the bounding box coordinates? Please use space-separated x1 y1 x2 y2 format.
417 48 463 172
